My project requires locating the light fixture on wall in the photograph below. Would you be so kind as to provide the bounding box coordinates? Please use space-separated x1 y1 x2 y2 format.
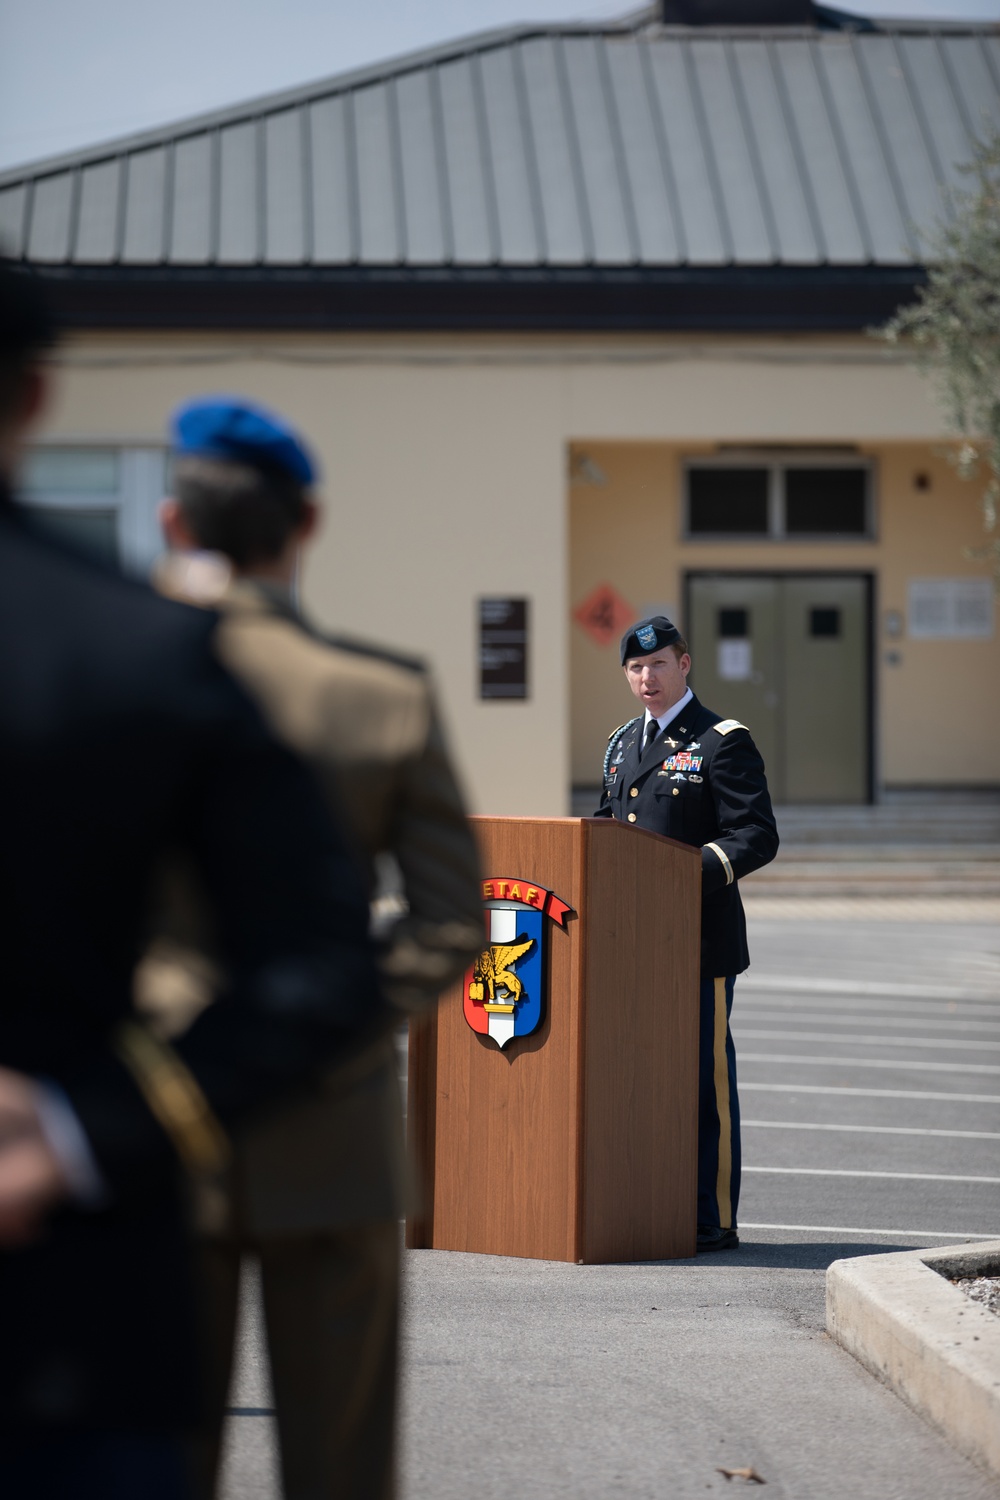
569 452 608 487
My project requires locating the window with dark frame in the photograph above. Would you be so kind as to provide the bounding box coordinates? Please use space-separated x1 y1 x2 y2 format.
688 468 769 535
686 462 871 539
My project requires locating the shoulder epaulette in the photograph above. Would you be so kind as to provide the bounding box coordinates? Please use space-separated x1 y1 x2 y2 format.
317 631 427 675
603 717 641 776
712 718 748 736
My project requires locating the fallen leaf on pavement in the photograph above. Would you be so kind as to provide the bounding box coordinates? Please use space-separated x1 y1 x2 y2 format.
716 1466 766 1484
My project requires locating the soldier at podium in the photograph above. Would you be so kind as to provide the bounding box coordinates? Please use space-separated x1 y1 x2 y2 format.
594 615 778 1252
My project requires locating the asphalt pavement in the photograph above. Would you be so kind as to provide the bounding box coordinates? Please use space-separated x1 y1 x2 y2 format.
220 910 1000 1500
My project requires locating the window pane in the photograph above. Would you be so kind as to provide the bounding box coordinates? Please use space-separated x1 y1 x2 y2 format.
22 448 119 494
810 606 841 637
784 468 867 535
718 607 749 638
688 469 768 534
21 507 120 567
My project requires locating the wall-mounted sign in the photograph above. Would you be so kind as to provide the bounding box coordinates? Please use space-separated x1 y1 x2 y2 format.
465 876 574 1050
573 582 635 649
479 598 528 698
907 578 994 639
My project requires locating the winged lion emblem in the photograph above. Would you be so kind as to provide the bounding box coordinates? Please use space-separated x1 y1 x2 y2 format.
468 935 535 1005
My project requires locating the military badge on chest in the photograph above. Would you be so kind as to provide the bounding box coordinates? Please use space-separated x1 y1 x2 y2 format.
658 751 703 779
465 878 574 1049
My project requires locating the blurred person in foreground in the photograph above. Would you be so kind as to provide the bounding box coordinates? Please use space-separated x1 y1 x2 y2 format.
154 396 483 1500
0 264 384 1499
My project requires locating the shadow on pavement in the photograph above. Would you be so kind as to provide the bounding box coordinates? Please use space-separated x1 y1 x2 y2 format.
643 1240 922 1271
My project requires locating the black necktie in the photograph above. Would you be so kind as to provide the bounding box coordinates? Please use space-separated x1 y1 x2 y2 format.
643 719 659 754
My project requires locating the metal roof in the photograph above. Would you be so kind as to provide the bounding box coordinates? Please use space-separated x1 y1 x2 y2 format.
2 20 998 275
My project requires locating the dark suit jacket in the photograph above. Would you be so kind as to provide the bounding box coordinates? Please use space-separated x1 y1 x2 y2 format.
0 498 381 1431
595 695 778 976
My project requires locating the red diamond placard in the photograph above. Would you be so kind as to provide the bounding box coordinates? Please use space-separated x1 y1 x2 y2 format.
573 583 636 649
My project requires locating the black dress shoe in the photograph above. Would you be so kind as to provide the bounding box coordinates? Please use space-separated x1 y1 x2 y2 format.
696 1225 740 1252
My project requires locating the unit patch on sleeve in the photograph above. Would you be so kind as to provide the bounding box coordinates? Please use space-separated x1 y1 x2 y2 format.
713 720 748 736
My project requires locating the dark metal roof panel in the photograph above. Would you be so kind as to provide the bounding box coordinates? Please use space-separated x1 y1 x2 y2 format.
76 160 121 263
396 68 449 265
353 83 402 263
857 36 947 259
438 57 494 264
218 122 258 264
815 37 909 263
943 35 1000 142
646 38 727 264
4 22 998 276
0 185 28 256
264 110 308 264
562 36 635 264
691 39 776 263
308 97 354 264
603 38 682 265
479 44 543 264
520 37 589 265
168 135 212 263
26 172 74 263
731 39 821 264
773 39 868 263
121 147 168 263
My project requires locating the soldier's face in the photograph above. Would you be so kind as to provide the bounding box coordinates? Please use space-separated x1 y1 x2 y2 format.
624 648 691 718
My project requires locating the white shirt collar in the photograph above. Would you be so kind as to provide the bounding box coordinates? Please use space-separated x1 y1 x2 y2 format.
644 686 694 737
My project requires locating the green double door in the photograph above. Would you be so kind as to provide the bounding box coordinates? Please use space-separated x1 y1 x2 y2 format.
687 573 871 804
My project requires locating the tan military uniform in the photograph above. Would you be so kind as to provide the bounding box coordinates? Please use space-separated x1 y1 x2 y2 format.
145 563 483 1500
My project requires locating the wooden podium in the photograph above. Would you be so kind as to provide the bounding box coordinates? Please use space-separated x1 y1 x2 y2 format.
406 816 701 1263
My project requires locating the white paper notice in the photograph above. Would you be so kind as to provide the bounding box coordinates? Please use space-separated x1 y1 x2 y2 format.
718 639 752 680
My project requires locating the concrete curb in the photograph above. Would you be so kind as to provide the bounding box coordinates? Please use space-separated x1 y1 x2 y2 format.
827 1241 1000 1478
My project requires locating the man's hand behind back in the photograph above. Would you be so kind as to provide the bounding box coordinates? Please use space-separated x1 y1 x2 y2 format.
0 1069 69 1244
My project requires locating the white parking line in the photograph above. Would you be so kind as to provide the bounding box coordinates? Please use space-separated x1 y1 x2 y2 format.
740 1222 1000 1240
735 1029 1000 1051
742 1083 1000 1103
742 1120 1000 1140
744 1166 1000 1184
738 975 1000 1003
740 1053 1000 1074
735 1010 1000 1033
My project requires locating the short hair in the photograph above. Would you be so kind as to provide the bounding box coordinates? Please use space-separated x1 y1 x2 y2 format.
172 454 309 568
0 259 57 428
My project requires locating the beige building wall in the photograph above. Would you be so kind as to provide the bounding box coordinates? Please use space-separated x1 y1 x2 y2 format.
36 330 995 813
569 441 998 789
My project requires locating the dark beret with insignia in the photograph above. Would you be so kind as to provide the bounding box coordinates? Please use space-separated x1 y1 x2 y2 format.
620 614 682 665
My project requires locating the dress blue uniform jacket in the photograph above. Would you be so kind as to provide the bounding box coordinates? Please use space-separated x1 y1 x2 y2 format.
0 495 381 1434
594 694 778 977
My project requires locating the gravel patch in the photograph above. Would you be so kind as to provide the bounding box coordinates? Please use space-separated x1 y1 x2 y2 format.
951 1277 1000 1317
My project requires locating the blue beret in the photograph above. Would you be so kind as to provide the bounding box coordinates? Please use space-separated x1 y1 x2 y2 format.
620 615 682 665
171 396 318 486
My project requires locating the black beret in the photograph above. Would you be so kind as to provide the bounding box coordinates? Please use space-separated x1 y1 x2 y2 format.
620 614 682 665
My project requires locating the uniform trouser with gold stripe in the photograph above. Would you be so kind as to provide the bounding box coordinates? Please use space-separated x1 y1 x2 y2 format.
697 976 741 1231
193 1222 399 1500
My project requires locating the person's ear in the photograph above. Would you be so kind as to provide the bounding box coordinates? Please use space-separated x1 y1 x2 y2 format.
159 497 198 551
296 498 320 545
19 366 48 428
679 652 692 677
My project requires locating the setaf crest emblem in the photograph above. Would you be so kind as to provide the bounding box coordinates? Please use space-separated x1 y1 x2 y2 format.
465 877 574 1049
